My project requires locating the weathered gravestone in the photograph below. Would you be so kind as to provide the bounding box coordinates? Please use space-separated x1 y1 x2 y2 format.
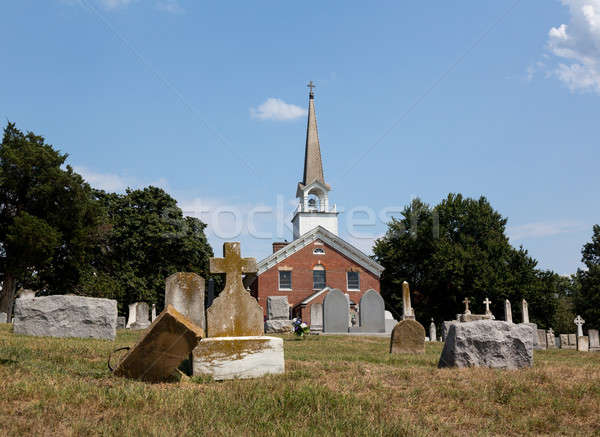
113 305 204 382
504 299 512 323
357 289 385 333
390 319 425 354
559 334 571 349
311 303 323 330
537 329 548 349
165 272 206 331
322 288 349 333
429 319 437 342
151 304 157 322
577 336 589 352
265 296 293 333
13 295 117 340
546 328 557 349
574 315 585 337
588 329 600 352
438 320 534 369
192 242 284 380
522 299 529 323
117 316 126 330
127 302 150 330
401 281 415 320
0 312 7 323
385 311 397 333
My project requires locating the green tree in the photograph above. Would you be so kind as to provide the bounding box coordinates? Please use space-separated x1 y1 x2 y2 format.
80 187 214 314
0 123 105 319
373 194 558 328
573 225 600 329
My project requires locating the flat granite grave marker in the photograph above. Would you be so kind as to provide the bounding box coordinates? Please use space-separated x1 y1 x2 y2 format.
358 289 385 333
390 319 425 354
323 288 349 333
165 272 206 331
113 305 204 382
13 295 117 340
193 242 284 380
439 320 534 369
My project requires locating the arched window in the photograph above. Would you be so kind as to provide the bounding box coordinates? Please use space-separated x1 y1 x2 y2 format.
313 265 326 290
313 247 325 255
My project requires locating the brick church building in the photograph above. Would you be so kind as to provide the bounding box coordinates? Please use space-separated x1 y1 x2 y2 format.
248 84 384 329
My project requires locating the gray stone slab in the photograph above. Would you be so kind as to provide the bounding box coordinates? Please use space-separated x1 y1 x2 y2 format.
560 334 569 349
537 329 547 349
358 289 385 333
588 329 600 350
442 321 458 341
128 302 150 330
438 320 534 369
323 288 348 333
117 316 126 329
13 295 117 340
521 322 539 349
0 312 7 323
267 296 289 320
568 333 577 346
165 272 205 331
265 319 293 333
310 302 323 328
577 335 589 352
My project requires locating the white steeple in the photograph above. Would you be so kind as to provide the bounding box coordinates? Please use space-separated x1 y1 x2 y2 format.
291 82 339 240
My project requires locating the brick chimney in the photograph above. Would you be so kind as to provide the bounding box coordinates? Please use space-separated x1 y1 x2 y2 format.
272 242 288 253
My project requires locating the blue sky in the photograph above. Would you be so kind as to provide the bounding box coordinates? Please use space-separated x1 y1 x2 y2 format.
1 0 599 275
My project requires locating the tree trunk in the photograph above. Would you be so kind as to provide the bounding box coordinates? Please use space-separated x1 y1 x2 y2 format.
0 273 17 322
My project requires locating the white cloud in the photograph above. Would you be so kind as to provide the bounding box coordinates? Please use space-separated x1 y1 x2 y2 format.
73 166 168 192
250 98 306 121
547 0 600 93
99 0 136 9
507 220 586 240
156 0 184 14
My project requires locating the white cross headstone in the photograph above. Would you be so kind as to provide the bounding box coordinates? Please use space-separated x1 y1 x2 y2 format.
462 297 471 315
574 315 585 338
483 298 492 315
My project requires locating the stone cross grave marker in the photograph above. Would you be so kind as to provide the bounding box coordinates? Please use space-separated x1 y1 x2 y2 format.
574 315 585 337
546 328 557 349
463 297 471 315
483 297 492 316
402 281 415 320
206 242 262 337
504 299 512 323
165 272 205 331
522 299 529 323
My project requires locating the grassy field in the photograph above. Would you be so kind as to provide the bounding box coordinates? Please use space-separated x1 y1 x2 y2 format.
1 324 600 436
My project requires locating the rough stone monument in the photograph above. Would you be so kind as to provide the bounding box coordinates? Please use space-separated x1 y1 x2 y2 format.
438 320 534 369
357 289 385 333
504 299 512 323
13 295 117 340
322 288 349 333
127 302 150 330
264 296 293 333
192 242 284 380
401 281 415 320
165 272 206 331
113 305 204 382
390 319 425 354
429 318 437 342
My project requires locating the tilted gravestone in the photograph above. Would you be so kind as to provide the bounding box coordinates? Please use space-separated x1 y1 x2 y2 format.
13 295 117 340
439 320 534 369
358 289 385 333
193 243 283 380
265 296 292 333
113 305 204 382
390 319 425 354
165 272 205 331
322 288 349 333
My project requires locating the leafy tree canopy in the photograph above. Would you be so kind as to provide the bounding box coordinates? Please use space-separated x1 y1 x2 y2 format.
574 225 600 329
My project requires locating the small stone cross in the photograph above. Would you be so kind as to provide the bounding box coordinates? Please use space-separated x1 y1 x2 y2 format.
574 315 585 337
210 242 257 293
462 297 471 314
483 297 492 314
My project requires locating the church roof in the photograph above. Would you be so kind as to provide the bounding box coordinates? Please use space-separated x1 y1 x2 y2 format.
298 83 330 192
257 225 384 277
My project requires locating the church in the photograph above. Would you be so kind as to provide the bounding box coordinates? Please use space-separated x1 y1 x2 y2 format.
248 83 384 329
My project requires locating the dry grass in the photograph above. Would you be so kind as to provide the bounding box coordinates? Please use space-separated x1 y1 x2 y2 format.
1 324 599 436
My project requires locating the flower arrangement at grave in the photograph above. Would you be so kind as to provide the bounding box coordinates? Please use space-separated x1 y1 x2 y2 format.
293 319 310 338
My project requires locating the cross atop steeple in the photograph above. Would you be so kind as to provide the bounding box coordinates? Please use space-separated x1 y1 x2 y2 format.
307 80 316 98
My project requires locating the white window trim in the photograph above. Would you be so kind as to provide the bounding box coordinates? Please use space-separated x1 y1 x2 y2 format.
346 271 360 291
313 248 325 255
313 268 326 290
278 271 292 291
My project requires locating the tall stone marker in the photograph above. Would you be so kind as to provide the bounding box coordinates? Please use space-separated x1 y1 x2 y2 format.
13 295 117 340
439 320 534 369
522 299 529 323
429 318 437 342
588 329 600 352
504 299 512 323
574 315 585 337
401 281 415 320
323 288 349 333
358 289 385 333
193 242 284 380
390 319 425 354
113 305 204 382
165 272 206 331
